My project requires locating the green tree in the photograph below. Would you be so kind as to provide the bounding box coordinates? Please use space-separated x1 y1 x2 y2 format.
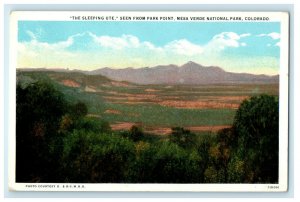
169 127 196 148
227 156 246 183
62 130 135 183
205 127 236 182
195 135 215 181
70 101 88 120
16 81 68 182
76 117 111 134
129 125 144 142
232 94 279 183
129 141 203 183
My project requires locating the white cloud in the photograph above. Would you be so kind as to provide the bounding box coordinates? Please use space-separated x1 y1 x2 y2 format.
21 32 74 51
268 32 280 40
205 32 249 52
18 32 77 66
88 32 240 57
257 32 280 40
18 31 257 68
18 43 38 57
20 31 249 57
92 34 135 49
266 42 280 47
164 39 203 56
89 32 160 51
240 33 251 38
25 38 72 52
26 30 37 41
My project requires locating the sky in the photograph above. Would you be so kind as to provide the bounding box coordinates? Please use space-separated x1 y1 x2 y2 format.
18 21 280 75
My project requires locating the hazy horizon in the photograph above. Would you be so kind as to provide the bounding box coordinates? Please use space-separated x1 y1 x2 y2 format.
17 61 280 76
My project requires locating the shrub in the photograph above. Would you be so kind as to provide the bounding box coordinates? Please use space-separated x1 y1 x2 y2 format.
232 94 279 183
169 127 196 148
129 125 144 142
62 130 135 183
129 141 203 183
70 101 88 119
16 81 68 182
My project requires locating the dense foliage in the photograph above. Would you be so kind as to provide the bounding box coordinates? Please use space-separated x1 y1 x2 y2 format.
231 95 279 183
16 81 67 182
16 82 279 183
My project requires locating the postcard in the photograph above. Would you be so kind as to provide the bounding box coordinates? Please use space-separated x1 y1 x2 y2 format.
8 11 289 192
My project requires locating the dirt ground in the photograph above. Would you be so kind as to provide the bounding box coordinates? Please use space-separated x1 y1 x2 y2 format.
104 93 247 109
104 109 122 115
61 79 80 87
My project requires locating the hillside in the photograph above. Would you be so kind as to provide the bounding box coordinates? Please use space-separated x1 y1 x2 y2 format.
17 70 131 89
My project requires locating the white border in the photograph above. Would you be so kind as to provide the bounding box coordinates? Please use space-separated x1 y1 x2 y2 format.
9 11 287 22
8 11 289 192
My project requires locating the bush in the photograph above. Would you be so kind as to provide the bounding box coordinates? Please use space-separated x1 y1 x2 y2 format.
227 156 246 183
129 125 144 142
203 95 279 183
204 166 222 183
75 117 111 133
129 141 203 183
62 130 135 183
69 101 88 120
232 94 279 183
169 127 196 148
16 81 68 182
194 135 215 181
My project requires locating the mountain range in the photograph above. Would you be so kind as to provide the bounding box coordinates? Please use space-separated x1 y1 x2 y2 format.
19 61 279 85
87 61 279 85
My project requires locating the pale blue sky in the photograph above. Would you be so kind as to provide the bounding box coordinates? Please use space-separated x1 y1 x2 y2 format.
18 21 281 75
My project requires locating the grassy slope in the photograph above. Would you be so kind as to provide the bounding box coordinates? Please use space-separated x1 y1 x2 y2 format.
102 103 235 127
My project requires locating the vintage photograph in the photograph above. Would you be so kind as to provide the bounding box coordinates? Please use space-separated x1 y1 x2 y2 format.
9 11 289 191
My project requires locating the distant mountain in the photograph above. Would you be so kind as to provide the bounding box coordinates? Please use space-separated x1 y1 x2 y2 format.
88 61 279 85
18 61 279 85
